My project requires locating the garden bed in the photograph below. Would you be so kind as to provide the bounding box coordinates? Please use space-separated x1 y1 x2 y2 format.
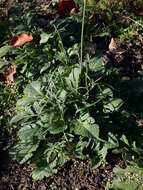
0 1 143 190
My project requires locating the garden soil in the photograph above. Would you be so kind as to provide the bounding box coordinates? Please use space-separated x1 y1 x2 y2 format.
0 128 125 190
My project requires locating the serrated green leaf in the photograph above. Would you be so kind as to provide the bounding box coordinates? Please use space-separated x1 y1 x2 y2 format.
80 113 95 123
101 87 113 97
112 180 138 190
0 45 15 57
24 81 42 97
40 32 52 44
32 166 53 180
103 98 124 113
15 24 28 32
33 102 43 114
74 140 87 159
10 142 39 163
106 132 119 149
18 125 36 140
88 56 104 73
120 134 130 146
74 113 99 139
96 31 109 37
66 67 81 92
113 166 143 190
32 159 57 180
32 164 57 180
10 111 34 123
58 90 67 102
74 119 99 139
40 62 51 73
49 120 66 134
55 51 68 64
91 146 108 168
113 166 143 176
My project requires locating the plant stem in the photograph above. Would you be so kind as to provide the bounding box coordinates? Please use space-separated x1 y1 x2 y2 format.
52 23 68 65
122 15 143 28
80 0 86 72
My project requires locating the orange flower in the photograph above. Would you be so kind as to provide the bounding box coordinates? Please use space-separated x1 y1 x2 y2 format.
9 33 33 47
58 0 76 14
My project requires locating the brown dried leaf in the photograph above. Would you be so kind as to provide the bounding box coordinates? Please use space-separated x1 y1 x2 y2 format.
108 38 126 55
108 38 118 51
110 48 127 55
10 33 33 47
3 65 16 85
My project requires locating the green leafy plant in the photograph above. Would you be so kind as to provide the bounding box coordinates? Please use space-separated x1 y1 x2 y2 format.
0 81 20 148
1 0 143 186
8 61 115 179
10 56 143 180
107 166 143 190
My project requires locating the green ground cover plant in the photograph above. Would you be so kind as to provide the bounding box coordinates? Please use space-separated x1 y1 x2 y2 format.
107 166 143 190
0 0 143 189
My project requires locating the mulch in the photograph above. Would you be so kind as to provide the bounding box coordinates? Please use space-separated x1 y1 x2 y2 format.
102 38 143 76
0 147 125 190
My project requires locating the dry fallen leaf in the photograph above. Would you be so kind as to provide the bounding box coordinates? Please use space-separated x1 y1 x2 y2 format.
9 33 33 47
108 38 126 55
58 0 76 14
3 65 16 85
108 38 118 51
